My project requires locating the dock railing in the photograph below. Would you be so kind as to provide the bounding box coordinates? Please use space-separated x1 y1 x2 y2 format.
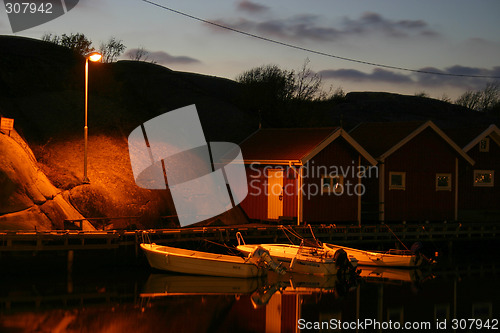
64 216 142 230
0 222 498 253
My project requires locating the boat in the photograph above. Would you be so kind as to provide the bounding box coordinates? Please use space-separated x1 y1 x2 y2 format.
140 243 282 278
236 242 354 276
358 266 423 283
323 243 424 267
251 271 359 308
141 274 262 297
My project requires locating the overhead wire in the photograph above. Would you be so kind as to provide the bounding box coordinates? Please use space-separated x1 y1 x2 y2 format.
140 0 500 79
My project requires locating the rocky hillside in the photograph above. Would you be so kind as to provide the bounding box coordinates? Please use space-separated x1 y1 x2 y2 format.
0 130 94 230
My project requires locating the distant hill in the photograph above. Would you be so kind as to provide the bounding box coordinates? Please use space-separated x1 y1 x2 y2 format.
333 92 498 130
0 35 498 229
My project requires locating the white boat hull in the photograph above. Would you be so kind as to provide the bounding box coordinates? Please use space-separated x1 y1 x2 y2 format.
323 243 422 267
141 274 262 297
141 243 265 278
237 244 338 276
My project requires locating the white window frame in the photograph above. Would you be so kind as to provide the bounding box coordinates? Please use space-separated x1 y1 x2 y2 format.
436 173 452 191
389 171 406 190
473 170 495 187
321 175 343 193
479 138 490 152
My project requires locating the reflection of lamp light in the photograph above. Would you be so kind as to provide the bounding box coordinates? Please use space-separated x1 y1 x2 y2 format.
83 52 102 184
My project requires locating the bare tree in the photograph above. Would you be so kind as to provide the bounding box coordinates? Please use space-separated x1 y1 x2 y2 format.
456 82 499 111
456 90 481 110
99 37 126 63
479 82 500 110
327 86 346 101
128 47 150 61
414 91 430 98
440 94 452 103
294 58 323 101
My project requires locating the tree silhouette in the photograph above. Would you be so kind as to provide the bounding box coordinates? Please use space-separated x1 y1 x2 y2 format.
456 82 499 112
42 32 94 56
99 37 126 63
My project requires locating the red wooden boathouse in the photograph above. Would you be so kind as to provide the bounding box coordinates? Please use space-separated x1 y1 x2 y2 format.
445 124 500 220
349 121 475 222
237 128 377 224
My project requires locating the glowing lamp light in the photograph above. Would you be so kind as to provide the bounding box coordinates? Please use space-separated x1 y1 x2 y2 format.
87 52 102 62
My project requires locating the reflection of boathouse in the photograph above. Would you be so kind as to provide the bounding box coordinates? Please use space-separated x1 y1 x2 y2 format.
241 274 496 333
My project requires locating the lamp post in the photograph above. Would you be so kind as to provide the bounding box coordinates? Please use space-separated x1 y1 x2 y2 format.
83 52 102 184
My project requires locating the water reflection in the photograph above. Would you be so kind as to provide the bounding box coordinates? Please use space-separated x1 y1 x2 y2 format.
0 261 498 332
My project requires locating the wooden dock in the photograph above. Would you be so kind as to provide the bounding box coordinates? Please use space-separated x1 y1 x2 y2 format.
0 222 497 254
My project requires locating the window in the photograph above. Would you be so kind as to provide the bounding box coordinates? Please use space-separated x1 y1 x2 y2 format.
436 173 452 191
473 170 494 187
389 172 406 190
472 302 492 318
479 138 490 152
321 175 343 193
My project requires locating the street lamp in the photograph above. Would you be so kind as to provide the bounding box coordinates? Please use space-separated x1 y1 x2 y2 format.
83 51 102 184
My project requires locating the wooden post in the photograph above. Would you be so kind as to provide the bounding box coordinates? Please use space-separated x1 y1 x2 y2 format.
67 250 74 273
454 158 459 221
297 166 303 225
379 161 385 222
377 284 384 323
357 155 362 226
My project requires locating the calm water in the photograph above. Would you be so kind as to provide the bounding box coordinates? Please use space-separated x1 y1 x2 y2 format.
0 254 498 332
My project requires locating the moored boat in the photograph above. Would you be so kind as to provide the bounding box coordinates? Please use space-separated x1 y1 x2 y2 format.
323 243 423 267
236 243 351 276
140 243 280 278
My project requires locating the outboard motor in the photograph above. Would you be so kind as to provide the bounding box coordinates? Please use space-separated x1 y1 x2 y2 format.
250 246 286 275
333 249 351 270
410 241 423 254
410 241 435 265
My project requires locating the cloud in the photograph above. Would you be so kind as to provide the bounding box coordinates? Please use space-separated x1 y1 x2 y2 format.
342 12 439 38
209 15 340 41
414 66 500 89
208 11 438 42
124 48 200 65
237 0 269 14
319 66 500 91
319 68 413 84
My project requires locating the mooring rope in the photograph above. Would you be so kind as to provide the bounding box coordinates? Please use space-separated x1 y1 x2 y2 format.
384 224 410 251
280 225 304 245
203 239 240 256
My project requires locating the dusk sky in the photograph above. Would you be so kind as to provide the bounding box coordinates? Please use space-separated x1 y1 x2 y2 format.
2 0 500 99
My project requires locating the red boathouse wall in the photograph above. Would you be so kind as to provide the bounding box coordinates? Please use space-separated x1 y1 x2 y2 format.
383 128 457 222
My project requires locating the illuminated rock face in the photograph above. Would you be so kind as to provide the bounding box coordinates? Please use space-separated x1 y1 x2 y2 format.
0 131 92 230
0 132 55 214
